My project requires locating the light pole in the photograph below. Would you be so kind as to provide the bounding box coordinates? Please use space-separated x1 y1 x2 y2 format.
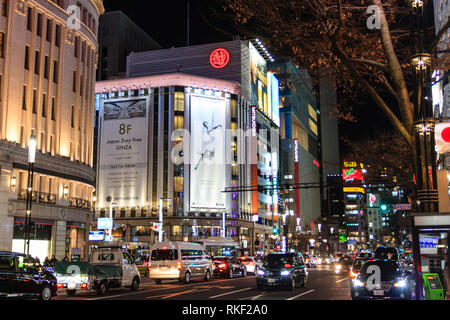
221 210 227 238
158 198 172 242
105 195 116 242
24 135 36 256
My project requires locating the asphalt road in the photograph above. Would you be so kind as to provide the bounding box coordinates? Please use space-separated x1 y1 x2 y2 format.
53 264 351 300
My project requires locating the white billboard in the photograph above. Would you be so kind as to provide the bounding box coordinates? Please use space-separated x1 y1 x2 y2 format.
98 97 149 209
190 94 226 210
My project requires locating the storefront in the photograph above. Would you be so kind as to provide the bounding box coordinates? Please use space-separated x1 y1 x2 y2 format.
12 218 52 263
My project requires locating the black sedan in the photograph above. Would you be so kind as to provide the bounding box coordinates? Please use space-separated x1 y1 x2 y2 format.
256 253 308 290
0 251 58 300
212 256 247 278
351 259 413 300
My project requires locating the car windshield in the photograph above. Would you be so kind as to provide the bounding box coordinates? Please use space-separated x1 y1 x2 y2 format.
151 249 178 261
375 247 398 260
264 254 294 269
360 261 403 281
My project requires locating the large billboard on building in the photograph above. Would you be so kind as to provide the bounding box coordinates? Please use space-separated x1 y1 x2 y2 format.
190 94 227 210
97 97 149 209
249 42 268 114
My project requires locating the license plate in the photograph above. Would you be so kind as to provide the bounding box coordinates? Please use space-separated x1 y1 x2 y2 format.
68 283 76 289
267 278 275 284
373 290 384 296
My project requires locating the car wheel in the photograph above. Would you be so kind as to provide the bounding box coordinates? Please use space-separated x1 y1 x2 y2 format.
155 279 162 285
242 268 247 277
66 290 77 297
97 282 107 295
300 276 306 288
204 270 211 282
145 269 149 277
229 269 234 279
131 277 140 291
184 272 191 284
39 286 52 301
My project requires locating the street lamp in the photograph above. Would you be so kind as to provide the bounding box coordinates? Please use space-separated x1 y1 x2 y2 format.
221 210 227 238
24 135 36 256
158 198 172 242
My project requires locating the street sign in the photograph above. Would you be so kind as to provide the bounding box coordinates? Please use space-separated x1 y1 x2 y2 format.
89 231 104 241
395 203 411 210
152 222 162 232
97 218 113 230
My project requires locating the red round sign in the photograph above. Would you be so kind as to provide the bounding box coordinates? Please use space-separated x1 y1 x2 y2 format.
441 127 450 143
209 48 230 69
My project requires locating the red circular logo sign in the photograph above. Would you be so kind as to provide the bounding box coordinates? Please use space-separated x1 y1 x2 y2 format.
209 48 230 69
441 127 450 143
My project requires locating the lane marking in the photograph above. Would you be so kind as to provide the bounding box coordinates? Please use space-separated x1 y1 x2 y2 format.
86 277 253 300
210 287 253 299
336 278 348 283
287 289 315 300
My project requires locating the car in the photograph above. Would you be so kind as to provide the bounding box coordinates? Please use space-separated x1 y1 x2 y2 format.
0 251 58 300
256 253 308 290
149 241 213 284
335 255 352 274
239 256 259 275
303 253 316 268
374 246 399 260
135 258 150 277
350 259 413 300
349 258 367 279
213 256 247 278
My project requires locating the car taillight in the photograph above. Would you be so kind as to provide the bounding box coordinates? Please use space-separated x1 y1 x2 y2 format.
81 283 88 289
219 263 227 269
57 283 63 289
249 262 253 265
177 260 182 271
149 262 151 270
306 259 310 263
284 264 291 268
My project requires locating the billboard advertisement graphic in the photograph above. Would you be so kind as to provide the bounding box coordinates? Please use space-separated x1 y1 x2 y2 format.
190 94 226 210
98 97 149 209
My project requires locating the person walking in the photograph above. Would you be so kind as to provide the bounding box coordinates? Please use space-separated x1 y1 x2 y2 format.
49 255 58 266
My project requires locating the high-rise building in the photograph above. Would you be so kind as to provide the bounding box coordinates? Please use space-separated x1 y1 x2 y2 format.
0 0 103 261
96 11 161 80
94 40 281 254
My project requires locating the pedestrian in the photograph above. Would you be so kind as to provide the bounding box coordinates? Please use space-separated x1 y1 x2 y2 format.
49 255 58 266
44 257 50 266
62 256 69 262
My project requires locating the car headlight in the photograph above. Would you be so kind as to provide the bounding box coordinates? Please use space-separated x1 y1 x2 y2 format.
352 279 364 287
336 264 342 269
280 270 290 276
256 269 265 276
394 279 407 288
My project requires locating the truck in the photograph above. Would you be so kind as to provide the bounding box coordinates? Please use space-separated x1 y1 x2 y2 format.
54 246 141 296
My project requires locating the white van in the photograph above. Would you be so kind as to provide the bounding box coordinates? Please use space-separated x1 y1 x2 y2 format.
149 241 213 284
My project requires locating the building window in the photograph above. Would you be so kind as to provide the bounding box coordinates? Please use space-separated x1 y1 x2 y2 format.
53 60 58 83
24 46 29 70
55 24 61 47
26 7 32 31
0 32 4 58
22 85 27 109
36 12 42 36
74 36 79 57
42 93 46 117
1 0 7 17
71 106 74 127
32 89 37 113
51 97 55 120
46 19 52 41
72 70 76 92
44 55 49 79
81 41 85 62
34 50 40 74
79 75 83 96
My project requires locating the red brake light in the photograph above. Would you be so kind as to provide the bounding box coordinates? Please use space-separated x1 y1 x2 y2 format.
81 283 88 289
284 264 291 268
219 263 227 268
57 283 63 289
177 260 182 271
241 257 246 261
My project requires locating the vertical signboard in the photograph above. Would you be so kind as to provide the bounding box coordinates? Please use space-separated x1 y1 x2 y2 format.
271 73 280 127
249 42 267 113
97 97 149 209
190 94 226 210
294 139 301 220
251 106 259 217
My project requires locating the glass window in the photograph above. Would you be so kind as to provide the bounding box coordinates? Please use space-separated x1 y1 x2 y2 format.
181 250 203 260
171 225 181 236
0 255 14 270
98 253 115 261
122 252 133 265
151 249 178 261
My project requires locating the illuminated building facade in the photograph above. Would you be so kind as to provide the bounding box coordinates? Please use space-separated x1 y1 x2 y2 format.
0 0 103 261
93 40 281 254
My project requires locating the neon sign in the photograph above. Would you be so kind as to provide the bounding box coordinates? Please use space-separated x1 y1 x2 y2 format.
209 48 230 69
342 168 364 181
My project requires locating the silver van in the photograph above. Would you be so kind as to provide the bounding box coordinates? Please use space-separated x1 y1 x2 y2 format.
149 241 213 284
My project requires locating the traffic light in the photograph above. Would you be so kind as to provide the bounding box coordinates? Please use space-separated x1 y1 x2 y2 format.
380 204 388 212
152 222 162 232
273 226 278 235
